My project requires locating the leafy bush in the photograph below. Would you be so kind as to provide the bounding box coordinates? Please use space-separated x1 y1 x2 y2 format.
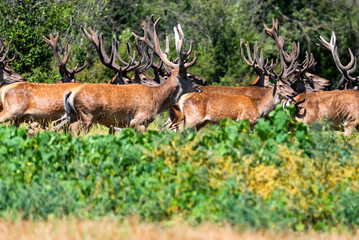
0 107 357 232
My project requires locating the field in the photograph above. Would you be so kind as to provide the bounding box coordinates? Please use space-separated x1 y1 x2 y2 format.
1 217 359 240
0 105 358 238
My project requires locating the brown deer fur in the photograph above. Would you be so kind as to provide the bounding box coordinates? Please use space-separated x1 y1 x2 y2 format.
60 68 199 133
0 65 26 87
177 84 293 130
0 82 81 126
290 90 359 135
166 85 270 131
200 85 270 98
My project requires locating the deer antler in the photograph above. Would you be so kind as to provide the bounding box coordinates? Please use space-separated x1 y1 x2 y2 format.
132 15 170 57
82 25 153 81
265 58 279 71
153 17 197 76
240 38 278 77
43 33 87 82
318 31 357 89
295 51 317 78
264 19 300 80
82 26 122 72
132 15 172 82
0 39 18 66
133 38 155 72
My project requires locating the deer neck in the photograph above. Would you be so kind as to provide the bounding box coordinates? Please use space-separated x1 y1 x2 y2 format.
257 86 280 117
150 69 183 114
153 70 162 84
133 72 143 84
252 75 266 87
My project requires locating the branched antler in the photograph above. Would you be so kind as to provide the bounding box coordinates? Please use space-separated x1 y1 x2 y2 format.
43 33 87 83
153 17 197 76
317 31 357 89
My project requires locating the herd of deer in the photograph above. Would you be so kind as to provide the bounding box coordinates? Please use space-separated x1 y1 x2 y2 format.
0 17 359 136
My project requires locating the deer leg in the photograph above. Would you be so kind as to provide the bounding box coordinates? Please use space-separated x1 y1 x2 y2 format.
182 116 196 130
69 121 80 135
108 127 123 134
12 119 21 128
28 121 40 129
162 117 172 128
129 114 150 132
27 122 39 137
344 120 356 136
0 111 20 125
168 120 184 132
183 115 206 130
52 115 71 131
134 125 147 132
108 127 116 134
76 113 95 135
27 121 42 137
195 120 210 131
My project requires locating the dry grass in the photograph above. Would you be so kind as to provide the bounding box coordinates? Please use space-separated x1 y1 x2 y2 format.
0 217 357 240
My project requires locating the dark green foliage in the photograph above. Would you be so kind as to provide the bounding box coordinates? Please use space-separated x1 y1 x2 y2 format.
0 0 107 82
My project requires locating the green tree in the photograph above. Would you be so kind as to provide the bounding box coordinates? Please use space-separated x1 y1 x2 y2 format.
0 0 107 82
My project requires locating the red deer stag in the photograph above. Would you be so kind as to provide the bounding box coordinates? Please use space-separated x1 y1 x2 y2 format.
43 33 87 83
0 34 87 128
166 19 320 130
53 17 201 134
285 32 359 135
173 20 304 130
166 39 278 130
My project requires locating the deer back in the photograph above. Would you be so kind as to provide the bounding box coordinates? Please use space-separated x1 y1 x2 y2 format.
0 82 81 123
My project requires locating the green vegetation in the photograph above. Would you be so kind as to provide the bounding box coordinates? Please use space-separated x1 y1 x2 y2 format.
0 106 358 231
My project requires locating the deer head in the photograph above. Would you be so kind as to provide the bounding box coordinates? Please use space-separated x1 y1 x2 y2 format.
0 39 26 87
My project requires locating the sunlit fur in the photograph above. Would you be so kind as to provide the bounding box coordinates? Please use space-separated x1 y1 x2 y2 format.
292 89 359 135
0 82 81 126
200 85 270 98
175 82 295 130
61 68 199 134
